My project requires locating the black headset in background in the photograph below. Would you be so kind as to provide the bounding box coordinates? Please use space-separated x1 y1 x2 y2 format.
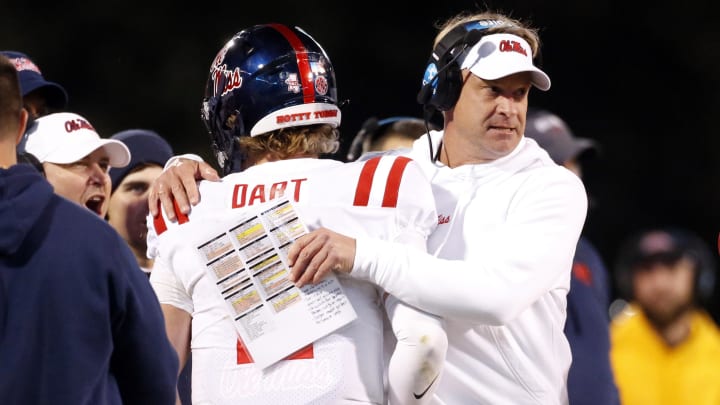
346 116 435 162
614 228 717 305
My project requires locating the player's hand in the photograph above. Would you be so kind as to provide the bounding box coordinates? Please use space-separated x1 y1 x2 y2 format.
148 158 219 221
287 228 356 287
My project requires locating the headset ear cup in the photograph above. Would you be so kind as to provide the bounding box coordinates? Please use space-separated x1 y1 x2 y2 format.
417 83 433 106
434 63 462 111
346 117 379 162
417 58 441 107
423 61 459 112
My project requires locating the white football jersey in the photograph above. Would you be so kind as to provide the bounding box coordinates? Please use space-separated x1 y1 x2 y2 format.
149 156 437 405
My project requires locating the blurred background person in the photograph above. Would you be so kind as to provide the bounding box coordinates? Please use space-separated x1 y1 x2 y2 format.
23 111 130 217
524 108 620 405
0 50 68 120
345 116 439 162
2 50 69 172
108 129 174 274
611 227 720 405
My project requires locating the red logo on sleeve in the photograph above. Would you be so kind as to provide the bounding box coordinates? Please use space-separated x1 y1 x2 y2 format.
572 262 593 286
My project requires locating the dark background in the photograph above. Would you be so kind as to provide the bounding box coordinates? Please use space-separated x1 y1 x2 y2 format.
3 1 719 317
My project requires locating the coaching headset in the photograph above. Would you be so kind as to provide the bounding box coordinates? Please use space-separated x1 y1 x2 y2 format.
416 19 544 112
614 228 717 305
417 19 504 112
416 19 543 160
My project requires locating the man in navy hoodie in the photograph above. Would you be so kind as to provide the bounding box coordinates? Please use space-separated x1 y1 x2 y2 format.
0 54 178 404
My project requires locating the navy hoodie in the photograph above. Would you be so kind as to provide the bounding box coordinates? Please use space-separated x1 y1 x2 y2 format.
0 165 178 404
565 236 621 405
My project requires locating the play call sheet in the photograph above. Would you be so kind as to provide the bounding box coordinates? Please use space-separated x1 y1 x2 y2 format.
195 199 357 369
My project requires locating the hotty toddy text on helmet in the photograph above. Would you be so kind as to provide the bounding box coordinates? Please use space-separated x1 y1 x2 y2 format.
276 109 338 124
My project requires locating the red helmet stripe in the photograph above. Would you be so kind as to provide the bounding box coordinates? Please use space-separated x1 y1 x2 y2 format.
269 23 315 104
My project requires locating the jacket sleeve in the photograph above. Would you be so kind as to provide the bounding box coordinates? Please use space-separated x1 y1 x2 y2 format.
149 244 195 315
390 157 438 249
352 171 588 324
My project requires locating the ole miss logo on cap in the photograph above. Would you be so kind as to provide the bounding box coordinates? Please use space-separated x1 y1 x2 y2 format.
499 40 528 56
10 57 42 74
64 117 95 133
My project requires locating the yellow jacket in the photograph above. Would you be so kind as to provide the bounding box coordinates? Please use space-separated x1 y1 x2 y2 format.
610 305 720 405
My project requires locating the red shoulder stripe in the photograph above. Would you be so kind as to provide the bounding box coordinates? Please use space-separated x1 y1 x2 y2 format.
382 156 411 207
353 156 381 206
153 201 168 236
153 199 189 235
174 199 189 225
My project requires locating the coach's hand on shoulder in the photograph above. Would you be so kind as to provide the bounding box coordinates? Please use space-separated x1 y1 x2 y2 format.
148 157 219 221
288 228 356 288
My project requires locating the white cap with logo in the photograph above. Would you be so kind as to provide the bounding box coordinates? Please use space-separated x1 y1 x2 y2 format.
25 112 131 167
460 33 551 91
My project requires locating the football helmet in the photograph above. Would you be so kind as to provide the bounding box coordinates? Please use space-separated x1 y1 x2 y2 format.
201 23 341 174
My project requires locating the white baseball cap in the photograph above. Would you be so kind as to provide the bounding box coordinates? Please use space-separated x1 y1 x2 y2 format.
25 112 131 167
460 33 551 91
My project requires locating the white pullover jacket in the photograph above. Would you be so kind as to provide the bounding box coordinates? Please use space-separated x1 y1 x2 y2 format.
353 132 588 404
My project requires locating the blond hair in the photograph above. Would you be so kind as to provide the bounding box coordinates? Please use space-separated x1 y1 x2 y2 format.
434 11 542 58
238 124 339 165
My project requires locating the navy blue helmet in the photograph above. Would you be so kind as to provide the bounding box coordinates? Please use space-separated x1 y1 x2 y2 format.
201 23 341 175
